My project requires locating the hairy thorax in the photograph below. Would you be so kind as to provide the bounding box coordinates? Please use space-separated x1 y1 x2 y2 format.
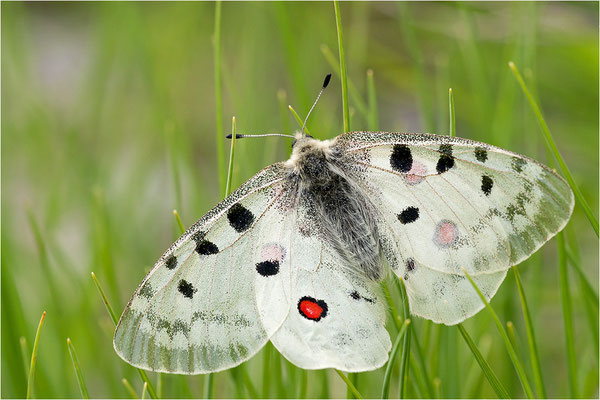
285 134 384 280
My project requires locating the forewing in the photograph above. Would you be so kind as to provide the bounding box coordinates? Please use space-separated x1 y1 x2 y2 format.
336 132 574 325
114 163 296 374
269 206 392 372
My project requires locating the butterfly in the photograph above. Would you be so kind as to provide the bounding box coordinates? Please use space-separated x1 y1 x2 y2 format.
114 75 573 374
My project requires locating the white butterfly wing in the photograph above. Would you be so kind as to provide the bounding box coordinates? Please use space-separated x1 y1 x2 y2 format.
114 163 297 374
269 207 392 372
336 132 574 325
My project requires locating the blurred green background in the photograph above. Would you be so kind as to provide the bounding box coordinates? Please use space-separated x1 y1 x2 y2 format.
2 1 598 398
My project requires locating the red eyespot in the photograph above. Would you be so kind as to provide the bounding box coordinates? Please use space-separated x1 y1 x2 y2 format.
298 296 328 321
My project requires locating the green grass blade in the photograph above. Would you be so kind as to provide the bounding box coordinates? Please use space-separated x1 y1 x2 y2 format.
172 210 186 235
203 371 214 399
20 336 30 379
26 311 46 399
333 0 350 132
66 338 90 399
506 322 519 355
213 0 225 193
225 116 237 197
396 279 411 398
366 69 378 131
381 281 402 331
565 246 599 307
457 323 510 399
381 319 411 399
320 44 368 119
289 105 311 136
335 370 363 400
410 325 434 398
509 61 598 236
91 272 119 326
91 272 157 399
141 382 148 400
557 232 578 398
512 266 547 398
448 88 455 137
121 378 139 399
463 268 534 398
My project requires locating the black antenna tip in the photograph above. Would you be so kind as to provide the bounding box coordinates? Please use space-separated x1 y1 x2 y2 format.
323 73 332 88
226 134 244 139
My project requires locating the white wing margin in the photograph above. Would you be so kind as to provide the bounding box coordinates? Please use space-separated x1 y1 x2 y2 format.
114 163 297 374
336 132 574 325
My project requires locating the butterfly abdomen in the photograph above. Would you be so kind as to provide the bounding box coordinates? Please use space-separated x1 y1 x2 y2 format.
291 136 384 280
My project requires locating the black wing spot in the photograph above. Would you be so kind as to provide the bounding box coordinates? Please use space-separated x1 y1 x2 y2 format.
398 206 419 224
481 175 493 196
227 203 255 233
165 255 178 270
403 258 416 280
349 290 361 300
178 279 196 299
436 144 454 174
390 144 413 173
196 240 219 255
474 147 488 163
256 260 279 277
511 156 527 173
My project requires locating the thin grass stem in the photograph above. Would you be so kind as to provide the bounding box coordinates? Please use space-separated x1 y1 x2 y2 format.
333 0 350 132
26 311 46 399
410 325 434 398
509 61 598 236
320 44 368 118
225 116 237 197
172 210 185 235
122 378 139 399
448 88 455 137
396 279 411 398
203 371 214 399
67 338 89 399
512 265 547 398
289 105 311 136
457 323 510 399
506 322 519 355
141 382 148 400
335 370 363 400
91 272 118 326
381 319 411 399
91 272 157 399
462 268 534 398
557 232 578 398
381 281 402 331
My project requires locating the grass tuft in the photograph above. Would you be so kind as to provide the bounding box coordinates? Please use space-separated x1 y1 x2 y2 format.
381 319 411 399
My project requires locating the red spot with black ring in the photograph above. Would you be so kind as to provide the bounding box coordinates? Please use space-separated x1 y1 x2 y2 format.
298 296 328 321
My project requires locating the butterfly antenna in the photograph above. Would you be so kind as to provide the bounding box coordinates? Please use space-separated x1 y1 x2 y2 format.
226 133 295 139
302 73 331 136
